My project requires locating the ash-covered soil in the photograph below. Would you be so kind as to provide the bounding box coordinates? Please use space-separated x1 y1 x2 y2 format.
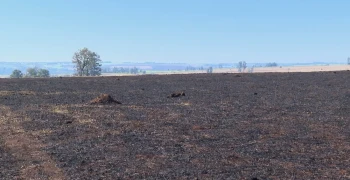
0 72 350 179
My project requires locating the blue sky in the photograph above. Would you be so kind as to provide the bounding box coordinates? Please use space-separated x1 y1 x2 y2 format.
1 0 350 63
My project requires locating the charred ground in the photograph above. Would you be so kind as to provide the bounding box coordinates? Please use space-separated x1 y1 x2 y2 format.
0 72 350 179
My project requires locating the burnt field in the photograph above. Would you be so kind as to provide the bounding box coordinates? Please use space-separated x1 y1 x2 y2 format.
0 72 350 179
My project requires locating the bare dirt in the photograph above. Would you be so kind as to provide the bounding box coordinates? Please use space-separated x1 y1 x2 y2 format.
0 72 350 179
89 94 122 105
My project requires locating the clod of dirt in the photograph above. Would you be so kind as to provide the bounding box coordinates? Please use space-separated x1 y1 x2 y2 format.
254 92 258 95
65 120 73 124
201 170 208 174
90 94 122 104
167 92 185 98
235 74 242 77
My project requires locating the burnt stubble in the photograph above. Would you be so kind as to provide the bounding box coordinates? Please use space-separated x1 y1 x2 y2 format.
0 72 349 179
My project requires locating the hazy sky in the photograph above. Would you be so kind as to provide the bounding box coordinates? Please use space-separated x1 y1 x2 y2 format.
1 0 350 63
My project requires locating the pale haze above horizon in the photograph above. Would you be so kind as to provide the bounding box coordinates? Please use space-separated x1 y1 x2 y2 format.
1 0 350 64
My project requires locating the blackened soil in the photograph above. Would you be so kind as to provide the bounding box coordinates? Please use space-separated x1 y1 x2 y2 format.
0 72 350 179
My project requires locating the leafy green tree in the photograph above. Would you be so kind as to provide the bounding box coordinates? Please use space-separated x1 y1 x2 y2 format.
37 69 50 77
10 69 23 78
72 48 102 76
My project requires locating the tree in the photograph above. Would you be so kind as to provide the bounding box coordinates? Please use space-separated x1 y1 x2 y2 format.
37 69 50 77
248 66 255 73
207 67 213 73
130 67 139 74
72 48 102 76
25 67 50 78
348 57 350 65
10 69 23 78
237 61 247 72
25 67 38 77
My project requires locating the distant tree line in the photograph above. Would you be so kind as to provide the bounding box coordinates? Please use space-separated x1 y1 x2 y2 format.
185 66 205 71
102 67 146 74
185 66 197 71
10 67 50 78
29 47 285 77
265 62 278 67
